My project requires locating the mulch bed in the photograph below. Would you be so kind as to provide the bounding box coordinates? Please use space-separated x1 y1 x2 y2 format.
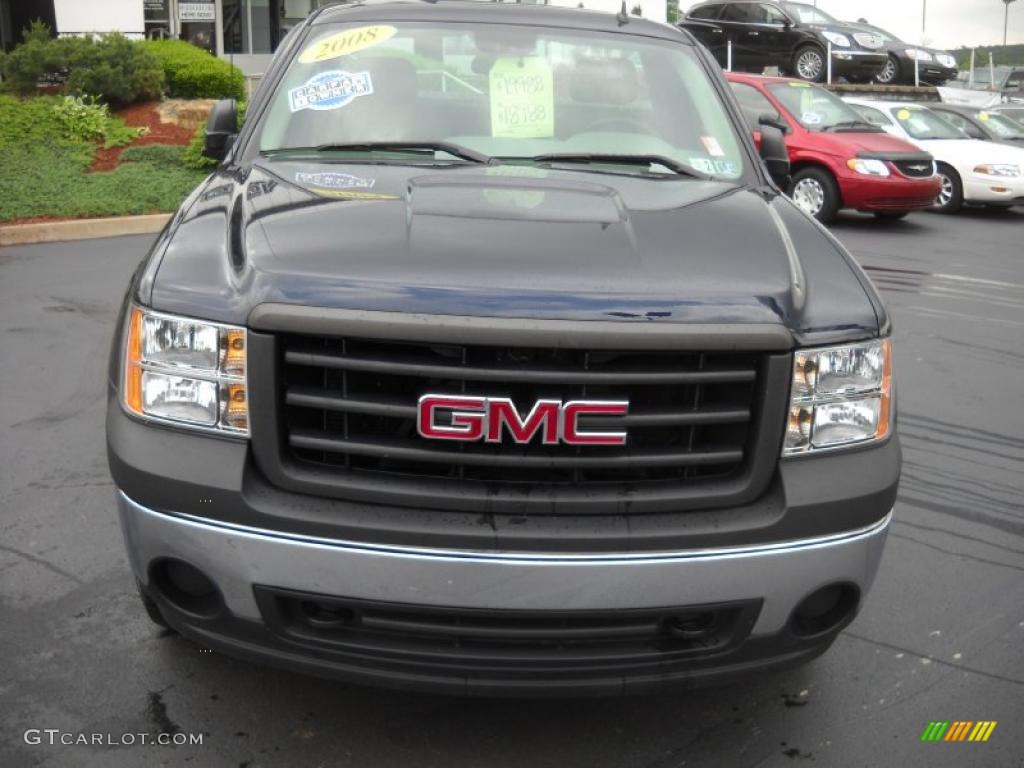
91 101 195 171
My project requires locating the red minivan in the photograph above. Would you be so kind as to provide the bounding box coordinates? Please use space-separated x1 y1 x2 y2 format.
727 73 941 223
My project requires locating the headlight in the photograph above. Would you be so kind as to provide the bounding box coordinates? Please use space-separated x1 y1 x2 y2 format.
905 48 933 62
973 164 1021 177
823 31 851 48
783 339 892 455
937 54 957 68
123 306 248 435
846 158 891 177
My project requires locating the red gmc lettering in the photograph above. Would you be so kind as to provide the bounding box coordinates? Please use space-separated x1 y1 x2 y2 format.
417 396 486 440
417 395 628 446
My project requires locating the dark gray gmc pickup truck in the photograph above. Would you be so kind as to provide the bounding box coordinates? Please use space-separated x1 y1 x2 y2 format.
107 0 900 696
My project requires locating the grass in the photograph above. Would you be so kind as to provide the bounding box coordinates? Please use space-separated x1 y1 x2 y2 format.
0 95 209 223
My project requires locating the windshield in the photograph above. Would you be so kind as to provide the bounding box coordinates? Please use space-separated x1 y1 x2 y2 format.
862 25 898 43
253 22 747 180
891 107 966 140
978 111 1024 138
767 82 869 130
781 3 839 25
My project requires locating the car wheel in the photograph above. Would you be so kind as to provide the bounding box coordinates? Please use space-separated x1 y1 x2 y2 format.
138 585 172 630
874 211 908 220
875 55 900 85
793 45 826 83
932 164 963 214
790 167 840 223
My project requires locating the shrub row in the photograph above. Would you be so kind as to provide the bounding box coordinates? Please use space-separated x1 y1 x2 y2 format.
0 23 245 104
144 40 245 101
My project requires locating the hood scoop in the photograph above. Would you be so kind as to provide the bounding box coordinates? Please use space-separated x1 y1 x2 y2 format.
408 174 625 224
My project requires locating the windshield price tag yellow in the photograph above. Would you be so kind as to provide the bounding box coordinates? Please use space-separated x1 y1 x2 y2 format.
897 109 912 121
490 57 554 139
299 25 396 64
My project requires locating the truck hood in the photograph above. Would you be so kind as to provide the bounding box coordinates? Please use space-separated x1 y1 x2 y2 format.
144 160 883 345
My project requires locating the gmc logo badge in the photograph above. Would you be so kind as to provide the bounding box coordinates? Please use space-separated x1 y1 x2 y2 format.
417 395 629 446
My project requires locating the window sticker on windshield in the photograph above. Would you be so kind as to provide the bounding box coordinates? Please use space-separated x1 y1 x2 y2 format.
701 136 725 156
788 82 812 88
978 111 990 121
489 57 554 139
299 25 396 64
689 158 737 176
288 70 373 113
802 112 823 125
897 109 912 121
295 172 375 191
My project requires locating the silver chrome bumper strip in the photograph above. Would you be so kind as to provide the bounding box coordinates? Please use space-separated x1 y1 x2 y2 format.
128 492 891 564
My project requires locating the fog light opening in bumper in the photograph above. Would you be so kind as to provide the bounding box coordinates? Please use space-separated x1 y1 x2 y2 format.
790 583 860 638
149 558 223 618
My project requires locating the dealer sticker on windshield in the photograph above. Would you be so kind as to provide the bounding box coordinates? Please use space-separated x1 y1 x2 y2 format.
299 25 396 64
288 70 373 113
490 57 554 139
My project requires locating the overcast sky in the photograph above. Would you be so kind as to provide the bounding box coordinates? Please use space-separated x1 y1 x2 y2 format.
682 1 1024 49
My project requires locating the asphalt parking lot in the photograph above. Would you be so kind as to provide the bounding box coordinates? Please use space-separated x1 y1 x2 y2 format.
1 207 1023 768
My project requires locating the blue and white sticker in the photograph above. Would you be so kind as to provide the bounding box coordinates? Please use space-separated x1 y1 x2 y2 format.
801 111 823 125
295 172 375 190
288 70 373 113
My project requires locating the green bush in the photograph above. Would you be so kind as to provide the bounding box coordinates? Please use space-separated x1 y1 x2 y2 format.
52 94 143 147
0 30 163 105
144 39 245 100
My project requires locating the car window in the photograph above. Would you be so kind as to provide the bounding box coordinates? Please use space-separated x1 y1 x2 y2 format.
935 111 983 138
729 81 782 129
780 2 839 24
766 82 866 129
688 4 723 20
850 104 892 128
254 21 749 180
890 106 966 140
721 4 757 23
1006 70 1024 90
976 111 1024 138
760 4 790 24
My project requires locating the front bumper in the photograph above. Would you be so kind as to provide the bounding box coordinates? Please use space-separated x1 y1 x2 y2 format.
839 173 942 212
119 491 891 696
963 173 1024 206
830 51 888 77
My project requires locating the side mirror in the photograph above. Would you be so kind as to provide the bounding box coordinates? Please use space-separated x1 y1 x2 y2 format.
757 115 790 186
758 113 790 134
203 99 239 162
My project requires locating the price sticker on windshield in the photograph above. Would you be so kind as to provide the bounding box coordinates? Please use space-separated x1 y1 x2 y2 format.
490 57 554 139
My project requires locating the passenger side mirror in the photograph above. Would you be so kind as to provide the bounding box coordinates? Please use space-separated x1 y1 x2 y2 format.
203 99 239 162
757 115 790 187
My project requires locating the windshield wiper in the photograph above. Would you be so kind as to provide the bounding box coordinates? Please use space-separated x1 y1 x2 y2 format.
515 153 710 179
264 141 494 164
823 120 883 133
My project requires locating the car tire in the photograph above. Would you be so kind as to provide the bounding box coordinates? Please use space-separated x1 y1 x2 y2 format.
793 45 827 83
790 167 840 223
932 164 963 214
875 55 901 85
138 585 172 631
873 211 908 220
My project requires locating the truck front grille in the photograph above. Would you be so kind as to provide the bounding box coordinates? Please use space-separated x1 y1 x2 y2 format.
250 328 789 514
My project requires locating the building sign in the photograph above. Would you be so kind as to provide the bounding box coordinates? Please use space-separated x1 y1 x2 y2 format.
179 2 215 22
144 0 169 10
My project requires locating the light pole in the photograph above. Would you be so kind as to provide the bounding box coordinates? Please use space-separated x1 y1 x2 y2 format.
922 0 927 36
1005 0 1019 47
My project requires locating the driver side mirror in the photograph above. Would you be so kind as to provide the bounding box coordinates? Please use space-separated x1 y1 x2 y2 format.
203 99 239 162
757 114 790 187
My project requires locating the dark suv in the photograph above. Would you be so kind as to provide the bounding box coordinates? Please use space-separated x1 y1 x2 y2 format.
107 0 899 696
682 1 888 82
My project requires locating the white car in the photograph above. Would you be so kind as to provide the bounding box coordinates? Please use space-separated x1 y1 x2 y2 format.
843 98 1024 213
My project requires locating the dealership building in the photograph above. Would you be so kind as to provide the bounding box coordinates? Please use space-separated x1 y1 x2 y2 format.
1 0 668 74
